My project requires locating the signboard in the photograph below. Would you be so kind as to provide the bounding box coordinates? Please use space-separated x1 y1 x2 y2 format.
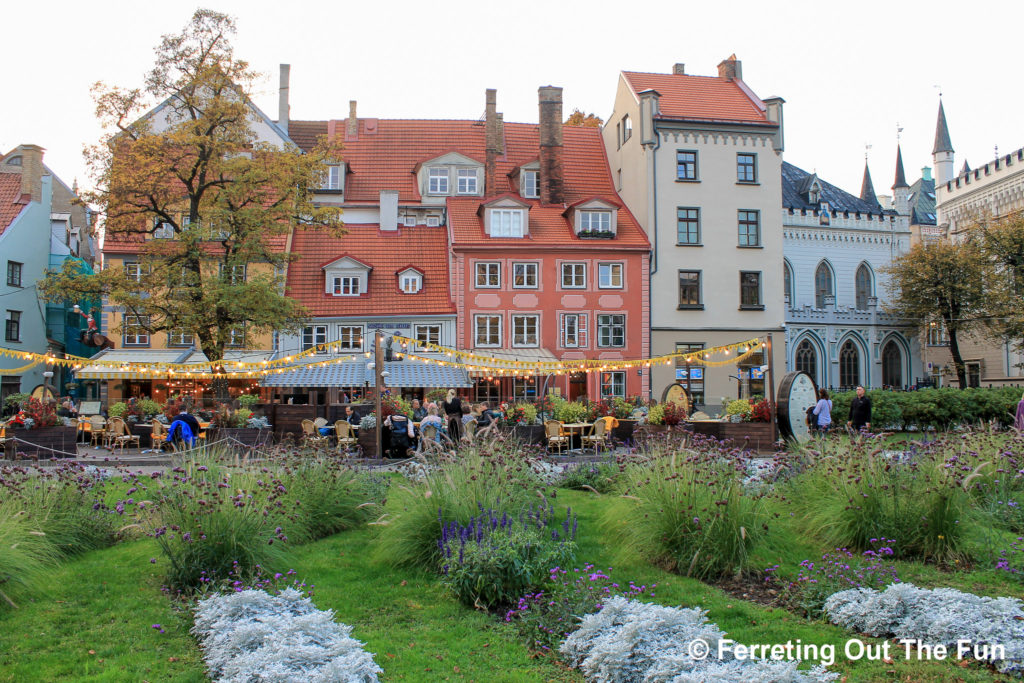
79 401 102 416
365 322 412 330
675 367 704 380
750 367 764 380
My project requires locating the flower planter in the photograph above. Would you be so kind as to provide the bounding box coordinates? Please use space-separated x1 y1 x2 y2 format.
611 418 637 444
6 425 78 459
210 427 271 448
686 420 775 452
511 424 546 445
357 430 377 459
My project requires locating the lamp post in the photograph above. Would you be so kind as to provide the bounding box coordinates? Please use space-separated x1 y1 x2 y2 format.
374 329 384 459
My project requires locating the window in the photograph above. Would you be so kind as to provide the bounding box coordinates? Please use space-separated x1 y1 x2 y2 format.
814 262 834 308
403 215 417 227
677 208 700 245
740 271 762 308
966 362 981 388
331 276 360 296
522 171 539 198
153 219 174 239
6 261 22 287
561 263 586 288
882 340 902 388
220 264 246 284
302 325 328 352
320 165 342 190
490 208 524 237
168 329 194 347
474 315 501 347
676 151 698 181
414 324 440 351
784 261 793 303
579 211 611 234
597 314 625 348
123 315 150 346
512 377 538 401
4 310 21 342
124 262 143 282
598 263 623 289
675 342 705 406
926 321 948 346
512 315 539 347
512 263 538 288
839 340 860 389
621 115 632 144
457 169 478 195
600 371 626 398
560 313 588 348
338 326 363 351
737 153 757 183
795 340 817 383
400 272 422 294
426 215 441 227
738 210 760 247
428 167 449 195
475 262 500 288
855 263 872 310
678 270 701 308
227 324 245 348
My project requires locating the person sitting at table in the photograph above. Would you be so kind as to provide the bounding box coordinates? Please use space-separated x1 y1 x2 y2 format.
385 413 414 457
411 399 427 421
344 405 360 427
461 403 475 427
176 407 201 436
420 404 445 440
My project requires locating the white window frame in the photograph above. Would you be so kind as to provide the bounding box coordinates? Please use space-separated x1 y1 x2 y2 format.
227 324 245 348
332 275 361 296
456 168 478 195
302 325 328 353
168 329 194 347
511 314 539 348
414 324 441 351
123 315 150 346
220 263 246 285
426 215 441 227
153 219 175 239
490 208 525 238
600 371 626 399
597 314 626 348
561 313 588 348
321 165 342 190
522 171 539 198
561 262 586 289
400 272 422 294
512 262 538 289
475 262 500 288
337 325 363 351
579 211 611 233
474 315 501 348
428 167 449 195
598 263 623 289
124 262 143 283
403 215 418 227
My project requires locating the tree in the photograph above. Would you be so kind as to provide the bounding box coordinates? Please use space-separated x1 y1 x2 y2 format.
565 109 603 127
973 211 1024 366
40 10 344 395
884 240 992 388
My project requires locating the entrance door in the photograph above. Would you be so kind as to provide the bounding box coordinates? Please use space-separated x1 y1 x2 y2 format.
568 372 587 402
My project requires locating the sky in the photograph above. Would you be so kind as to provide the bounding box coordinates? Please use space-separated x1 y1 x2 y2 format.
4 0 1021 199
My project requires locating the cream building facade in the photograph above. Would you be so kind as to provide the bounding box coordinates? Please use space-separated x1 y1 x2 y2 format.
602 57 784 411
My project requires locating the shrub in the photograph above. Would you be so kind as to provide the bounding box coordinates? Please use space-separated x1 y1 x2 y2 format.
136 398 163 418
246 415 272 429
645 404 665 425
552 399 589 424
278 456 385 543
232 408 253 427
107 401 129 418
3 392 30 411
0 499 60 609
662 401 686 425
15 398 58 429
558 462 620 494
996 535 1024 581
825 583 1024 676
505 565 655 652
561 597 838 682
236 393 260 409
359 414 376 430
827 387 1021 431
499 402 538 426
726 398 753 418
439 502 577 609
606 452 765 580
193 588 382 682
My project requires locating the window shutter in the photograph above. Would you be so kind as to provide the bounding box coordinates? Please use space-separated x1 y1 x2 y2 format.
578 314 588 347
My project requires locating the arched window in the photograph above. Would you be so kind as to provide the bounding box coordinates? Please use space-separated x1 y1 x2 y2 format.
882 340 902 388
784 261 793 304
795 339 817 384
855 263 872 310
815 262 833 308
839 340 860 389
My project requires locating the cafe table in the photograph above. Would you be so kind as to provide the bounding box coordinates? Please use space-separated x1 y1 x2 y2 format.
559 422 594 451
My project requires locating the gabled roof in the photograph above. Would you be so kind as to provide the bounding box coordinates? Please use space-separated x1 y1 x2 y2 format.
0 174 29 236
621 71 772 125
286 225 454 317
933 100 954 154
321 254 372 271
908 176 936 226
782 162 891 217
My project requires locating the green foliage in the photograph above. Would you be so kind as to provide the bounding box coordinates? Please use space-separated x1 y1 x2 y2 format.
3 393 30 410
136 398 163 417
107 402 129 418
605 453 765 580
236 393 260 408
726 399 753 417
424 388 447 404
0 499 60 610
278 456 386 543
232 408 252 427
551 398 588 423
558 461 621 494
14 469 122 558
646 403 665 425
827 387 1021 430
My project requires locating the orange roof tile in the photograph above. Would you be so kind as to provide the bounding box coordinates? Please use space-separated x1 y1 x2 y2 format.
622 71 771 125
103 228 289 255
0 174 28 236
286 224 455 316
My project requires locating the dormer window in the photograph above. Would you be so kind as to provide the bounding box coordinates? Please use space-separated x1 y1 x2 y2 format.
580 211 611 234
332 276 360 296
522 171 539 198
571 199 618 238
5 155 21 166
428 168 449 195
808 182 821 204
322 255 370 296
320 164 342 191
457 169 478 195
491 208 525 238
398 268 423 294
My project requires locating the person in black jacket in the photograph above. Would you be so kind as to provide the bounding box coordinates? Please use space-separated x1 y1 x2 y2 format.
442 389 462 441
847 386 872 432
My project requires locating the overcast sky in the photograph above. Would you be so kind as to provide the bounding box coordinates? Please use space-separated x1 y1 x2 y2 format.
4 0 1020 200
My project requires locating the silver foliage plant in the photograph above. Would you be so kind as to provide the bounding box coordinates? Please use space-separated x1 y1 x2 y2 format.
560 597 838 682
192 588 382 682
825 583 1024 676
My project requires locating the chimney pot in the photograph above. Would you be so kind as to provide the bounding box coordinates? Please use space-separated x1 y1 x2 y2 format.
278 64 290 135
538 86 565 205
672 63 686 75
717 54 742 81
346 101 358 141
17 144 44 203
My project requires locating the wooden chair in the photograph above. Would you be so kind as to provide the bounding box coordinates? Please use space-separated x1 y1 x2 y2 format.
151 420 171 451
334 420 358 454
545 420 569 455
416 423 454 457
581 418 609 453
313 417 328 429
461 419 477 445
301 419 329 450
107 417 141 453
88 415 108 448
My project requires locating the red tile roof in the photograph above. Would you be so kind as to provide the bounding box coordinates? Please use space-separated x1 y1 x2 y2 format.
103 228 289 255
286 224 455 316
622 71 771 125
0 174 28 236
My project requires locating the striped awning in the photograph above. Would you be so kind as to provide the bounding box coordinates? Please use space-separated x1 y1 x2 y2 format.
260 359 471 389
76 349 275 380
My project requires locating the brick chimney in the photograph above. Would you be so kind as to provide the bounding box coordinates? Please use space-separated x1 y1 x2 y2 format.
717 54 742 81
345 101 358 141
278 64 290 135
18 144 44 203
484 89 501 198
672 63 686 75
538 86 564 205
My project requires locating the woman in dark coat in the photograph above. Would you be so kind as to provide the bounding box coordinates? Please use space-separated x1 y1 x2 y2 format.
442 389 463 441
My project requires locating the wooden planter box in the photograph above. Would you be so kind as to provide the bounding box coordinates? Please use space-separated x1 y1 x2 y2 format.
7 426 78 459
511 424 546 445
210 427 271 448
687 420 776 451
611 419 637 443
357 430 379 459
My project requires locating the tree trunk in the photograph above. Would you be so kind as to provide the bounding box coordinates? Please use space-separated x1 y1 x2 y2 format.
947 328 968 389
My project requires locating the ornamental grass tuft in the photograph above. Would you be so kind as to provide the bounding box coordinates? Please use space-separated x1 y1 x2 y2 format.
0 499 59 609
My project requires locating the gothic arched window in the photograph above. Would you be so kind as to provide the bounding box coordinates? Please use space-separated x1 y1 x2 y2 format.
815 262 833 308
882 340 902 388
855 263 872 310
795 339 818 384
839 340 860 389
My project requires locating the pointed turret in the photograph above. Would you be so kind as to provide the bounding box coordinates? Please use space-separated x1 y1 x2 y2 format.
933 100 955 185
933 101 954 154
860 162 879 206
892 145 910 216
892 145 909 189
960 160 970 176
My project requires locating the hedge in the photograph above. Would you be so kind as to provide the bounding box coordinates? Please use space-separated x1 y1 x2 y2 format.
828 386 1021 431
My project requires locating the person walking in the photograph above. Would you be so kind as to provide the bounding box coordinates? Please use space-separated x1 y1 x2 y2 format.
812 389 832 433
847 385 872 433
